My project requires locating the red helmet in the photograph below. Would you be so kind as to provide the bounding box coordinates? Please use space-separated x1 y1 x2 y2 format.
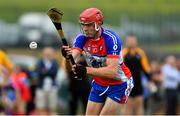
79 8 103 25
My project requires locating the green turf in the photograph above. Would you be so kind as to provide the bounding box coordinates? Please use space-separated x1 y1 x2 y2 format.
153 44 180 53
0 0 180 25
142 43 180 56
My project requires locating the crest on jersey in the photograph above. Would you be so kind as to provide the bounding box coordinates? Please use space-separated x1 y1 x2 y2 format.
88 44 91 51
99 45 103 51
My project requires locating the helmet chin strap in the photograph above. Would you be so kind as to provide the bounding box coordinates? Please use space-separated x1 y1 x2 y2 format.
88 22 100 39
95 22 100 31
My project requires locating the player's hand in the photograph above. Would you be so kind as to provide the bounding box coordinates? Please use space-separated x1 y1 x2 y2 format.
72 64 87 79
61 46 72 59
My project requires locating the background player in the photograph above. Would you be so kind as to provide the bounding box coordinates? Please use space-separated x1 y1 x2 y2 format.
121 34 153 115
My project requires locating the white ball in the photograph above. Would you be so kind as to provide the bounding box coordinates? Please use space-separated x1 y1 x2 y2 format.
29 41 37 49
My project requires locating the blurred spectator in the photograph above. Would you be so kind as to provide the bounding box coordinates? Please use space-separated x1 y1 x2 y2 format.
121 34 153 115
150 58 162 83
56 59 69 114
145 58 163 114
177 59 180 92
35 47 59 115
64 54 91 115
150 58 163 99
162 55 180 115
177 58 180 71
24 68 37 115
0 49 13 113
9 64 31 115
0 49 13 87
1 84 16 115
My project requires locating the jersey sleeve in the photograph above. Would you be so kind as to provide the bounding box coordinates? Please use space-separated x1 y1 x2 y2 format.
121 48 128 60
72 34 87 53
2 52 13 72
138 48 151 80
104 31 121 58
138 48 150 73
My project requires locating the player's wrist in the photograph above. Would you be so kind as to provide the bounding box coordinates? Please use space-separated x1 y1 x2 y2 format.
86 67 90 75
72 64 87 79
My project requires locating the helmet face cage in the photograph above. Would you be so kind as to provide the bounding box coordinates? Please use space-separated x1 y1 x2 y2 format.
79 22 97 38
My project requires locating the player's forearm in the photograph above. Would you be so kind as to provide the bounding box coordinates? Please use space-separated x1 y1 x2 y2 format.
72 50 82 63
86 66 118 79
